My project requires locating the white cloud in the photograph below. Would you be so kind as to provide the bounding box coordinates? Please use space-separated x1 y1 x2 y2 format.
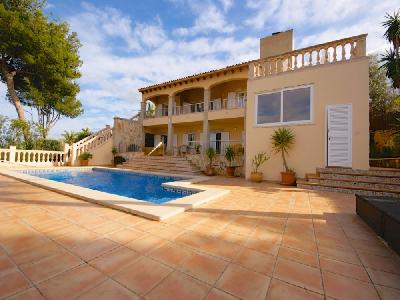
172 1 236 36
245 0 396 54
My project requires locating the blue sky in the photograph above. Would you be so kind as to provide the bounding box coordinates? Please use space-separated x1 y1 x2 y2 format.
1 0 398 137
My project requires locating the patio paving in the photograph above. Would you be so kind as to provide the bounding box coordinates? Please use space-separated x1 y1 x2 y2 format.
0 174 400 299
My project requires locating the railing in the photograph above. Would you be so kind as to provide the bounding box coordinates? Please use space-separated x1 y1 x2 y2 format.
145 107 168 118
174 102 204 115
148 142 164 156
67 126 113 165
209 98 245 111
250 34 367 79
0 146 65 166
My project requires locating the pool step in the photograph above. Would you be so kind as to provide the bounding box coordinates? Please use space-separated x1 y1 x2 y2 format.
119 156 202 176
297 167 400 197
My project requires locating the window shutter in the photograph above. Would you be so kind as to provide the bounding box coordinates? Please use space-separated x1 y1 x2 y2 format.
183 134 188 145
227 92 236 108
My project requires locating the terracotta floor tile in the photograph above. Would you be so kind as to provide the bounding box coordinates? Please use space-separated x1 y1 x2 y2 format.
0 269 31 298
234 248 275 275
77 279 140 299
278 246 319 268
273 257 323 294
11 240 64 265
366 268 400 289
216 263 270 300
20 251 83 283
113 256 172 296
323 271 380 300
358 252 400 274
199 237 242 260
89 246 140 276
107 228 145 245
126 234 166 254
318 245 361 265
214 230 249 245
205 288 238 300
71 238 120 261
0 253 17 277
245 235 281 256
375 285 400 300
266 278 324 300
281 235 317 254
146 271 211 300
54 228 99 249
319 257 370 282
91 220 125 235
179 251 228 285
37 265 106 300
7 287 44 300
153 225 186 240
149 242 192 268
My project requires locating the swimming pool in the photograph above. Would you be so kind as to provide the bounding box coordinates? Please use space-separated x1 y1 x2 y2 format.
19 168 196 204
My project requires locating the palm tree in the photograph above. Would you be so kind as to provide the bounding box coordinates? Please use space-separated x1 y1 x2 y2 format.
63 131 76 146
271 128 295 172
381 11 400 88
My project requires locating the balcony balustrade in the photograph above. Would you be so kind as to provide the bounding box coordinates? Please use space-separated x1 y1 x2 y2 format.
250 34 367 79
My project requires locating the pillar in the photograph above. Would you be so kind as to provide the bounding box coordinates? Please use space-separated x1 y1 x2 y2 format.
166 95 174 154
9 145 16 163
202 88 210 152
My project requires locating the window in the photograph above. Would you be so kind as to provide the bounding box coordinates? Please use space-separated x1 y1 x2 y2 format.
188 133 195 147
256 86 312 125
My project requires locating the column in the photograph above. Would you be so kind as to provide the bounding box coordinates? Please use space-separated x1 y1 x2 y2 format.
202 88 210 152
140 101 146 151
166 95 174 155
9 146 16 163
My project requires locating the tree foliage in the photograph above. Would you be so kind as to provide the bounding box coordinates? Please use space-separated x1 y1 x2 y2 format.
381 10 400 89
0 0 83 140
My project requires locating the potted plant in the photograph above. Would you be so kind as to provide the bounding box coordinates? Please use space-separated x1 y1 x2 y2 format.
271 128 296 185
251 152 270 182
78 152 92 166
205 147 216 176
112 147 117 166
224 145 236 177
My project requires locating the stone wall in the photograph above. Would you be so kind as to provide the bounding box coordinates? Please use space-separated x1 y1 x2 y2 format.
113 116 144 154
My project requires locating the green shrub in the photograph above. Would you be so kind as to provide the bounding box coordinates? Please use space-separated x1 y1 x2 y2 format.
78 152 92 160
113 156 126 165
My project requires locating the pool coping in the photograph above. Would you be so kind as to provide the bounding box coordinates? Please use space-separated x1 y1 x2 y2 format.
0 166 230 221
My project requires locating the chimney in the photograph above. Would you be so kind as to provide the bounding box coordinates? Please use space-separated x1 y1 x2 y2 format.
260 29 294 59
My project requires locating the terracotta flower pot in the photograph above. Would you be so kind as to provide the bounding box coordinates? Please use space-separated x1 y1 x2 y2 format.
205 166 214 176
80 160 89 166
250 172 263 183
280 171 296 186
226 166 235 177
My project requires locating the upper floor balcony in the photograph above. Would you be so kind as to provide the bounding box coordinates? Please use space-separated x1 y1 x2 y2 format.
143 79 247 126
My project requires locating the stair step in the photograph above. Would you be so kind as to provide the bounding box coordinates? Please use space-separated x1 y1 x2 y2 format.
307 175 400 190
297 179 400 197
317 167 400 178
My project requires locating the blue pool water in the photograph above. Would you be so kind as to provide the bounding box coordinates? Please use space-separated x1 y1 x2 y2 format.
20 168 195 203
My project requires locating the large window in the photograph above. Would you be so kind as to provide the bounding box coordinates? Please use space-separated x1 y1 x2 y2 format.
256 85 312 126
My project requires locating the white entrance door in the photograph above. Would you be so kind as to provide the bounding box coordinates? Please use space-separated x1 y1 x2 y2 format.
327 104 352 167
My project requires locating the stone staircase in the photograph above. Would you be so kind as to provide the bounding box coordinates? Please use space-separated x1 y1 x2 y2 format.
297 167 400 197
119 155 202 176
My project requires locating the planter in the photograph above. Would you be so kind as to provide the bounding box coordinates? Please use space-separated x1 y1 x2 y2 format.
226 166 236 177
250 172 263 183
205 166 214 176
280 171 296 186
80 160 89 166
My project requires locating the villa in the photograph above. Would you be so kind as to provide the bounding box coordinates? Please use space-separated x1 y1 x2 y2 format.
110 30 369 182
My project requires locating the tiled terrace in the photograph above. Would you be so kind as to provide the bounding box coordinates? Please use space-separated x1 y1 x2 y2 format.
0 174 399 300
